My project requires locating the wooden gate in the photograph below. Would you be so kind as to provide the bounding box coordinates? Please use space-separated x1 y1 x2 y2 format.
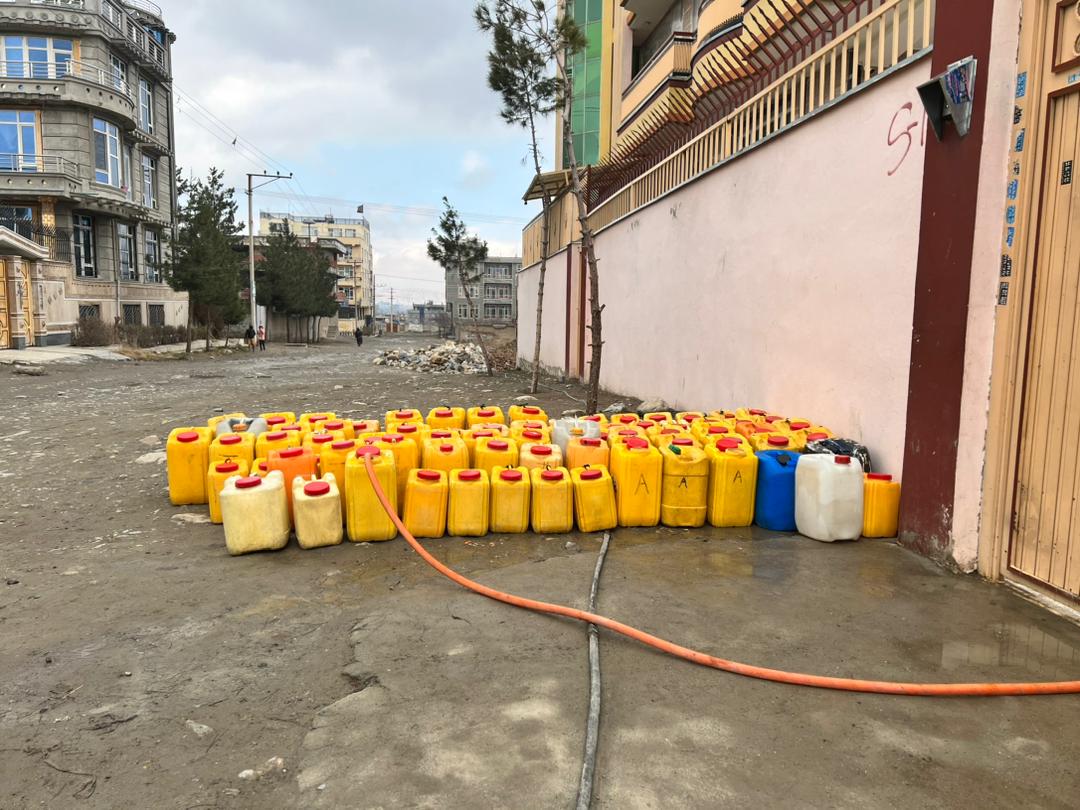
1010 4 1080 600
0 268 8 349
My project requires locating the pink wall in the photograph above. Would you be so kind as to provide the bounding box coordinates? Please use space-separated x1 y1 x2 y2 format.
587 62 931 475
517 248 573 376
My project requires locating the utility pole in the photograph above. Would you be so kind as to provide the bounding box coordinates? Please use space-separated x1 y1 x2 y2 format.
389 287 395 334
246 171 292 329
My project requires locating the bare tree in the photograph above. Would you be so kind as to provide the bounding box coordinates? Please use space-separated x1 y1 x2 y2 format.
427 198 494 376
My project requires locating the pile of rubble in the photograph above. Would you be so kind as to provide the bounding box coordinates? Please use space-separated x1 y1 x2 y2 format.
373 342 489 374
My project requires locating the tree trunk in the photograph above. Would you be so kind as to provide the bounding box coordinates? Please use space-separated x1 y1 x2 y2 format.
526 101 551 396
458 271 494 376
204 307 212 353
184 295 193 355
561 89 604 414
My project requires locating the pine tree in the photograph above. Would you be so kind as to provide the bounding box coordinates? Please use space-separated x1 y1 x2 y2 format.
476 0 560 395
167 167 245 354
472 1 603 412
427 198 493 375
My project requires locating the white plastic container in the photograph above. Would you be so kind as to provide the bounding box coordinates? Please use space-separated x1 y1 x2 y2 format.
219 470 291 556
292 473 344 549
795 454 865 542
551 418 602 455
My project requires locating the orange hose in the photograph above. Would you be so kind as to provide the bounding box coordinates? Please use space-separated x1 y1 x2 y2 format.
364 458 1080 697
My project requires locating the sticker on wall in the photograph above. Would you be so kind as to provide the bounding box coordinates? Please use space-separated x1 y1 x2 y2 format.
1015 129 1026 152
1013 161 1021 176
1070 72 1080 85
1013 105 1023 124
1006 205 1017 225
1001 254 1013 277
999 282 1010 306
1008 179 1019 200
1016 72 1027 98
1007 226 1016 247
1064 160 1074 186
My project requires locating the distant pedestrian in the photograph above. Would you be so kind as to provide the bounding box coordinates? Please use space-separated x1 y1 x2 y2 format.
354 326 364 347
257 325 266 351
244 324 256 352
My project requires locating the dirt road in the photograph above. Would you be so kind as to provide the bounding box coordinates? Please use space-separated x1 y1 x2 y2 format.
3 335 1080 809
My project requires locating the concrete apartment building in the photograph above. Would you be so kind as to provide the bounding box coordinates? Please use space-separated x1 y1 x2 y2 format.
259 211 374 334
445 256 520 332
0 0 184 349
519 0 1080 611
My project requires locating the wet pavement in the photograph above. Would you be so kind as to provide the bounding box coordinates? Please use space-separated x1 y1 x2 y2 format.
2 335 1079 808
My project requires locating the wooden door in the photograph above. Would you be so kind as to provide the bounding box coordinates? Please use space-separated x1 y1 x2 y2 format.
0 267 9 349
1011 86 1080 599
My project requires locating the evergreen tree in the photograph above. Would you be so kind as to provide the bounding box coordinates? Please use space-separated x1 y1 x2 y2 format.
258 227 340 342
472 1 603 412
476 0 560 394
167 167 245 354
427 198 493 375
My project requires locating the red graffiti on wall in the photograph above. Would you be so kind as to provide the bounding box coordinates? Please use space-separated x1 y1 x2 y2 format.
886 102 928 176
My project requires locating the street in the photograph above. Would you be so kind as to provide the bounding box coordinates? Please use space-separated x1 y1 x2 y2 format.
2 335 1079 809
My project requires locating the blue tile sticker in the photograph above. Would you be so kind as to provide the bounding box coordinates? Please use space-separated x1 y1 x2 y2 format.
1007 226 1016 247
1007 206 1017 225
1016 72 1027 98
1008 179 1019 200
1015 129 1026 153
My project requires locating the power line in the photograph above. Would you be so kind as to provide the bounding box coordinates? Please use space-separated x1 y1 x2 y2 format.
254 189 529 225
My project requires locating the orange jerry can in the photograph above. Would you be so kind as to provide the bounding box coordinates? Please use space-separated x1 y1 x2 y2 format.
268 446 318 523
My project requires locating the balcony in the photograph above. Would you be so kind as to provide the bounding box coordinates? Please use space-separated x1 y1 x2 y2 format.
122 0 163 18
100 0 170 77
28 0 86 7
0 216 72 261
0 60 137 126
617 32 695 150
0 153 82 198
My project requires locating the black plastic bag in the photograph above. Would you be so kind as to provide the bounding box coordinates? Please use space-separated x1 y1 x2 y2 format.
804 438 873 474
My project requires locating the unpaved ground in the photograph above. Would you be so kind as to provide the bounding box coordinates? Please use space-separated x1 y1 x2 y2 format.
3 335 1080 809
0 336 601 809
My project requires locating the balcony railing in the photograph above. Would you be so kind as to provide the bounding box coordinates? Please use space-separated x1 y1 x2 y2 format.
101 1 168 71
0 153 79 176
123 0 163 17
29 0 86 7
0 60 133 99
589 0 934 232
0 217 72 261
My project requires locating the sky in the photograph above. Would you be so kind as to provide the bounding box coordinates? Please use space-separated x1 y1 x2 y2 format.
166 0 552 305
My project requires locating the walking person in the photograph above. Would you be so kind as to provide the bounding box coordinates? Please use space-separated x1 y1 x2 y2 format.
244 323 256 353
354 326 364 347
257 324 267 352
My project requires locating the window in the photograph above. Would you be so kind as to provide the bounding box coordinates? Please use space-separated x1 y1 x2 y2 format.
0 110 37 171
73 214 96 278
142 155 157 208
457 304 469 319
1 36 73 79
148 303 165 326
93 119 121 186
138 79 154 133
122 303 141 325
110 54 127 91
117 223 137 281
268 221 285 233
328 228 342 237
345 229 356 237
144 229 160 282
124 146 133 200
79 303 101 320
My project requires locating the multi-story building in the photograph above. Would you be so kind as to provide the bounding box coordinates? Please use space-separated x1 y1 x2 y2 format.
519 0 1080 609
259 211 374 334
445 256 520 330
0 0 184 349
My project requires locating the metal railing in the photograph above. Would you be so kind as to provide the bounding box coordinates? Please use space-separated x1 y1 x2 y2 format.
0 153 78 175
0 59 133 98
123 0 163 17
0 217 72 261
586 0 934 233
29 0 85 7
101 1 168 72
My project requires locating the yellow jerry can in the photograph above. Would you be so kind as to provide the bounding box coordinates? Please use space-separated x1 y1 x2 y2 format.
427 407 466 430
167 427 212 505
491 466 531 533
610 438 662 528
863 473 901 538
530 468 574 534
572 467 617 533
448 469 490 537
467 406 507 427
705 445 758 528
345 447 398 542
210 432 256 469
207 460 248 524
403 469 449 539
659 441 709 528
474 437 519 477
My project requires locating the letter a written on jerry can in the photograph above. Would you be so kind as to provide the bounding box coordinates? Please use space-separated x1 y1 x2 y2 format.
679 477 689 489
635 474 650 494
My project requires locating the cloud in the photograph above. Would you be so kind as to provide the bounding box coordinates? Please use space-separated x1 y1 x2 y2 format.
165 1 538 304
459 151 494 190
